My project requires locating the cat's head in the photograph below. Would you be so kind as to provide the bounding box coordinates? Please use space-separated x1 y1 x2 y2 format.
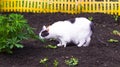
39 25 50 39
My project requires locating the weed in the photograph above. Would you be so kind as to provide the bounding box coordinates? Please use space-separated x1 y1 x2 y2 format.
65 57 79 66
0 13 36 53
40 57 48 64
45 45 57 49
113 30 120 36
40 57 48 67
108 39 119 43
53 59 59 67
113 15 119 22
88 16 93 21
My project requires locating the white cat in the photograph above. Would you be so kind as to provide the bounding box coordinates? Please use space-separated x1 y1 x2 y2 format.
39 17 93 47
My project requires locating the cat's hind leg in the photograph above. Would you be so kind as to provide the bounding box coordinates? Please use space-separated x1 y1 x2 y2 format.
77 39 86 47
83 37 91 47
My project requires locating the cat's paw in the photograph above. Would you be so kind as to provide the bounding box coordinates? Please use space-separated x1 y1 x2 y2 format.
57 44 63 47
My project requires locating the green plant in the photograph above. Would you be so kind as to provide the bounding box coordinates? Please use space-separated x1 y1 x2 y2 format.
40 57 48 64
88 17 93 21
0 13 36 53
40 57 48 67
113 30 120 36
113 15 119 22
45 45 57 49
40 38 46 43
108 39 119 43
65 57 79 67
53 59 59 67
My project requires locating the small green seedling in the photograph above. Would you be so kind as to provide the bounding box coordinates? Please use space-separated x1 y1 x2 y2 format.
113 30 120 36
65 57 79 66
88 16 93 21
53 59 59 67
113 15 119 22
108 39 119 43
40 58 48 67
45 45 57 49
40 57 48 64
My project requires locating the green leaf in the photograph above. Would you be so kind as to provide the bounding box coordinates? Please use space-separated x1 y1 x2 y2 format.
45 45 57 49
39 58 48 64
88 16 93 21
113 15 119 22
113 30 120 37
39 38 46 43
113 30 120 35
65 57 79 66
15 44 24 48
0 13 36 53
10 45 14 49
53 59 59 67
108 39 119 43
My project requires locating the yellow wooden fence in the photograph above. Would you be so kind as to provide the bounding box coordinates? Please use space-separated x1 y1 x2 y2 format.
0 0 120 15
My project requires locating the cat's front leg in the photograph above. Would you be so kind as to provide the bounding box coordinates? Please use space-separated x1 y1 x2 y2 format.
61 40 67 47
57 39 67 47
57 43 63 47
57 39 63 47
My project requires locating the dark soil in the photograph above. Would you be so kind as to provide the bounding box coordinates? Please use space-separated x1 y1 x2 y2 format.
0 12 120 67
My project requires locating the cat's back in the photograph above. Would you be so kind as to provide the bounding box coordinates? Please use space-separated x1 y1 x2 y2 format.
49 17 91 32
50 21 72 30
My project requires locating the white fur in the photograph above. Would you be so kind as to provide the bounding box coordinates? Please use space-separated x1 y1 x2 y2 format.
39 17 92 47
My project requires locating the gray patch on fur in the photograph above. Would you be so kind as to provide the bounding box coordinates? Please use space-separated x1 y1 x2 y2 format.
90 22 94 32
67 18 75 24
41 30 49 37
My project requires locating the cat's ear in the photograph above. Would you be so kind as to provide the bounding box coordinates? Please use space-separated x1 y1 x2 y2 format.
42 25 47 30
